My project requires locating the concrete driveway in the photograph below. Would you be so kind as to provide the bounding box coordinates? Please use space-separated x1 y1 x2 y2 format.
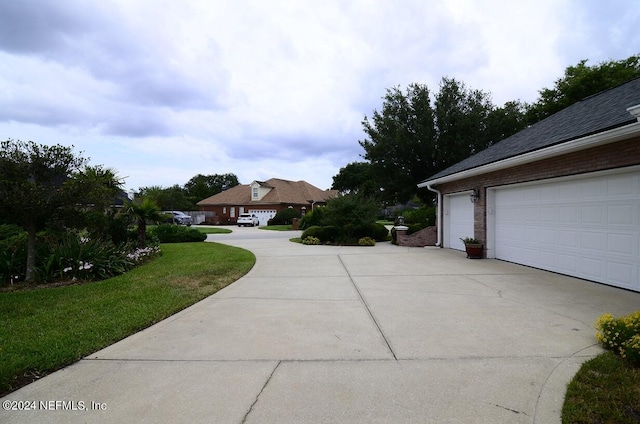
2 227 639 423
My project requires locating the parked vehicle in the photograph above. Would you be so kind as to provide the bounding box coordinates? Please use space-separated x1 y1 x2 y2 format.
163 211 192 226
237 213 259 227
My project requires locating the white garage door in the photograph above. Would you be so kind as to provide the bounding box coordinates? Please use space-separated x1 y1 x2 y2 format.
493 169 640 291
248 209 276 226
445 192 474 251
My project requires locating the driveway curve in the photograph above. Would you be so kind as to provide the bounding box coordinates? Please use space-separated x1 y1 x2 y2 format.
2 226 639 423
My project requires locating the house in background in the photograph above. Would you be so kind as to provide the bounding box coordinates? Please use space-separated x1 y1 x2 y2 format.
418 78 640 292
197 178 337 225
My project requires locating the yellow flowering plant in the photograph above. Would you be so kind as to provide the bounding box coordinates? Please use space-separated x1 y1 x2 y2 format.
595 310 640 366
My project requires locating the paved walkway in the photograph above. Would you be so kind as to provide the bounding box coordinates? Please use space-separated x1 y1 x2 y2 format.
2 227 639 423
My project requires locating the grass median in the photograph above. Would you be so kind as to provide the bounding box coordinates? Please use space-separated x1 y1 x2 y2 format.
562 352 640 423
0 242 255 396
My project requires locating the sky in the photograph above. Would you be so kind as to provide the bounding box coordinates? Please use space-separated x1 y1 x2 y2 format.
1 1 639 193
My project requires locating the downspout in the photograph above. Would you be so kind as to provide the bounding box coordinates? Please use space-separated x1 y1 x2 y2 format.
426 183 442 247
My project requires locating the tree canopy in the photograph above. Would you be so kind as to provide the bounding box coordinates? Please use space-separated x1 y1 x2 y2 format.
184 173 239 203
526 54 640 123
331 161 378 197
357 78 504 204
340 53 640 205
138 173 240 210
0 140 94 281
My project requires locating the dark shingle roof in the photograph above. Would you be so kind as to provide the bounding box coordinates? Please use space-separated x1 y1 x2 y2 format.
421 77 640 183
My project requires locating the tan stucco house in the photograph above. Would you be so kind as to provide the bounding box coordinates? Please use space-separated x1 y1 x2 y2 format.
418 78 640 292
197 178 337 225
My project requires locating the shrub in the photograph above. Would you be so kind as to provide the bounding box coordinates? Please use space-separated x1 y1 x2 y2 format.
37 234 136 282
300 207 326 229
149 224 206 243
301 236 321 245
301 226 324 241
398 206 436 226
0 231 27 285
369 223 389 241
0 224 24 240
320 226 340 243
596 311 640 366
269 208 301 225
323 194 378 242
358 237 375 246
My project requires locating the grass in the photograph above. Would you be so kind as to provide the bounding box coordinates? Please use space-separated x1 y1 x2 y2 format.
260 225 293 231
562 351 640 423
0 242 255 396
194 226 232 234
376 219 394 226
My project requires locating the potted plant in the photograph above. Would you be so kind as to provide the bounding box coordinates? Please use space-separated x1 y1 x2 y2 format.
460 237 483 259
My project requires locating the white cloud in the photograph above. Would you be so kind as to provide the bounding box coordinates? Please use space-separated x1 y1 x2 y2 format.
0 0 638 192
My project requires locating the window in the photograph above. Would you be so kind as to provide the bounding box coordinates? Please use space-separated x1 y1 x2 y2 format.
252 187 259 199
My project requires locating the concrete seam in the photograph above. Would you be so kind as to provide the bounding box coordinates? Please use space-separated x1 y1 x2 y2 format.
338 255 398 361
241 360 281 424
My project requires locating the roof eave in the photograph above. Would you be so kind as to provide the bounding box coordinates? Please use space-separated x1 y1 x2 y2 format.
418 121 640 188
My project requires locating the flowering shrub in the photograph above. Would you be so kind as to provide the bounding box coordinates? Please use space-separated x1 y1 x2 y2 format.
595 310 640 366
301 236 321 245
358 237 376 246
127 245 161 263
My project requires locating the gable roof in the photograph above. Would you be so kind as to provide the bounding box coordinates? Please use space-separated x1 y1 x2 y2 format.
197 178 337 206
420 77 640 185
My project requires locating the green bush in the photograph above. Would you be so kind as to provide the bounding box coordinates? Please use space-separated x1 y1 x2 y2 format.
301 223 386 245
324 194 378 243
369 223 389 241
596 311 640 366
149 224 206 243
300 207 326 229
301 226 324 241
0 231 27 285
315 226 337 243
398 206 436 226
0 224 24 240
358 237 375 246
269 208 301 225
37 234 137 282
0 227 162 286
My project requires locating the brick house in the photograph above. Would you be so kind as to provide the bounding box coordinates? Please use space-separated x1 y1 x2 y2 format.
197 178 337 225
418 78 640 292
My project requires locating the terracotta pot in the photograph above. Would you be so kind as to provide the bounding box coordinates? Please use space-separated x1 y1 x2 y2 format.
464 244 483 259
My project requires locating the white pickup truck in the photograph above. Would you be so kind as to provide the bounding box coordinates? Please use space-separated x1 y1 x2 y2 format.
237 213 259 227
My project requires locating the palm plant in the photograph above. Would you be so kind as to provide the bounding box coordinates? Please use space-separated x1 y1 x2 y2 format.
122 198 164 247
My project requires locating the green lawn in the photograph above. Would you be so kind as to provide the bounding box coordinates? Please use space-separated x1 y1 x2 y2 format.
376 219 394 226
562 352 640 423
195 226 232 234
260 225 294 231
0 242 255 396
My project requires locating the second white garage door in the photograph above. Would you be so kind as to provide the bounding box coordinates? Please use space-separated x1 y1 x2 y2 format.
491 169 640 292
444 192 474 251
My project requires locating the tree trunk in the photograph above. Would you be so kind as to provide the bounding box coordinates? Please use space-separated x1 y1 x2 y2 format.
137 222 146 248
25 222 37 282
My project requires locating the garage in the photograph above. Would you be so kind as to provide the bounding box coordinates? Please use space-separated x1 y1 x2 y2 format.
248 209 277 226
444 192 474 251
491 169 640 291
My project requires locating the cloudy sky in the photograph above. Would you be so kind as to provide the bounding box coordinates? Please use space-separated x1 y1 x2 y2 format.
1 1 638 192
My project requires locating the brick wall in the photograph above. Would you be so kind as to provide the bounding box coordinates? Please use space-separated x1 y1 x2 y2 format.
434 136 640 246
396 226 437 247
